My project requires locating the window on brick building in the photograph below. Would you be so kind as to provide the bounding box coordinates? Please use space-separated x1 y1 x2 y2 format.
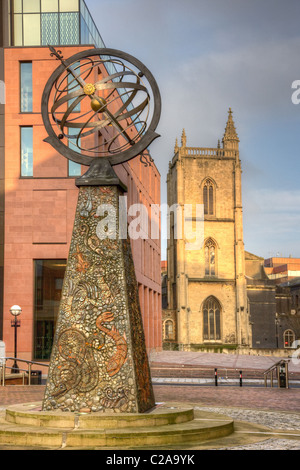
68 127 82 176
284 329 295 348
20 126 33 177
20 62 33 112
33 259 66 360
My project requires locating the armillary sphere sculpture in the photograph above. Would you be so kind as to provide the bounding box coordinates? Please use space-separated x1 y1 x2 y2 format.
41 47 161 414
42 46 161 181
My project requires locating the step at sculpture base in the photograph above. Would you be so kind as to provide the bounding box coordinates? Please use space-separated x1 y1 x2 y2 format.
0 402 234 449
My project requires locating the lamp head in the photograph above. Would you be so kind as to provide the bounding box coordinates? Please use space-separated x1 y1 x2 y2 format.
10 305 22 317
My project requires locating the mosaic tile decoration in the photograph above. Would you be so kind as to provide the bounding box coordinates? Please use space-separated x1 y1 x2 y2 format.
42 185 155 413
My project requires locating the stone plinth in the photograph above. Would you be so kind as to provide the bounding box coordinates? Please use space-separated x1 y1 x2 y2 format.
42 185 155 413
1 402 235 449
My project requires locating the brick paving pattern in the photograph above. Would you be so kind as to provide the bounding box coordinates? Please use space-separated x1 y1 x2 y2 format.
0 386 45 408
1 384 299 412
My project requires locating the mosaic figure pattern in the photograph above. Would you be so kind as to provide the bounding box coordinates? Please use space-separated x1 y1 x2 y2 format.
42 185 155 413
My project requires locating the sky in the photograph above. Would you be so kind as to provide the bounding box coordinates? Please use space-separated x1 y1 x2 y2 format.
87 0 300 261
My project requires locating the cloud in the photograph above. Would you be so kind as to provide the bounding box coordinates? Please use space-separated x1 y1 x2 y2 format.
88 0 300 159
243 188 300 257
247 189 300 214
160 36 300 143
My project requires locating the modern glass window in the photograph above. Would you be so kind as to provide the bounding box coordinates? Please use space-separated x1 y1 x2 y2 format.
23 13 41 46
13 0 22 13
23 0 40 13
68 160 81 176
34 260 66 360
80 14 90 44
11 0 105 48
203 296 221 341
13 14 23 46
80 0 105 46
68 128 82 176
41 13 59 45
41 0 59 12
204 238 216 276
60 0 79 11
59 12 79 44
20 62 33 112
21 127 33 177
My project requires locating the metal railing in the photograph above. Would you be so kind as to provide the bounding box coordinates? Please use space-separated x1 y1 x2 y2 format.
263 360 289 388
213 368 243 387
150 365 245 386
0 357 49 386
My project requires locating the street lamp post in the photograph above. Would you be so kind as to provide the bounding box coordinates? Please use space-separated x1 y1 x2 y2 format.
10 305 22 373
275 312 279 349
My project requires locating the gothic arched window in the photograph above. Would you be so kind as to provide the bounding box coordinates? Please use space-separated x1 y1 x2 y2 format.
164 319 175 340
205 238 216 276
203 296 221 341
284 329 295 348
203 179 214 215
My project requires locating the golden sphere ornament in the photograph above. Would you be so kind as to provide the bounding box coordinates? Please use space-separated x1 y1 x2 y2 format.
91 97 107 112
83 83 96 95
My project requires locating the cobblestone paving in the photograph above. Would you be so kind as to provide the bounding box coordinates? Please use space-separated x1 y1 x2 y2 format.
195 406 300 430
217 439 300 450
195 406 300 450
154 384 300 412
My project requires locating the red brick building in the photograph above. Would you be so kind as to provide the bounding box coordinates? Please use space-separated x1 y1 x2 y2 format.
0 0 162 373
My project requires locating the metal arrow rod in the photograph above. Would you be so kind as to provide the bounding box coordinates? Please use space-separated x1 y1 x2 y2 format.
49 46 134 146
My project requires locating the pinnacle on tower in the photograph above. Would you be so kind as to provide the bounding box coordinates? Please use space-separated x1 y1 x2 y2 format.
222 108 239 150
181 129 187 147
174 137 179 153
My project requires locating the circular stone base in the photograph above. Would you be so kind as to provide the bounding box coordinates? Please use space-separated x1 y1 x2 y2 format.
0 402 234 449
5 402 195 429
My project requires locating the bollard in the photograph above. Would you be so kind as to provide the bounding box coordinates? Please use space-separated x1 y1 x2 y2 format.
214 368 218 386
239 370 242 387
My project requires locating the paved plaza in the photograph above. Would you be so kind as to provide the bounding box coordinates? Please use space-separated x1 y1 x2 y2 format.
0 351 299 450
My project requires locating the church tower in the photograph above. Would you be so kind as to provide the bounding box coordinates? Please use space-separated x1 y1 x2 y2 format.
165 109 250 351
